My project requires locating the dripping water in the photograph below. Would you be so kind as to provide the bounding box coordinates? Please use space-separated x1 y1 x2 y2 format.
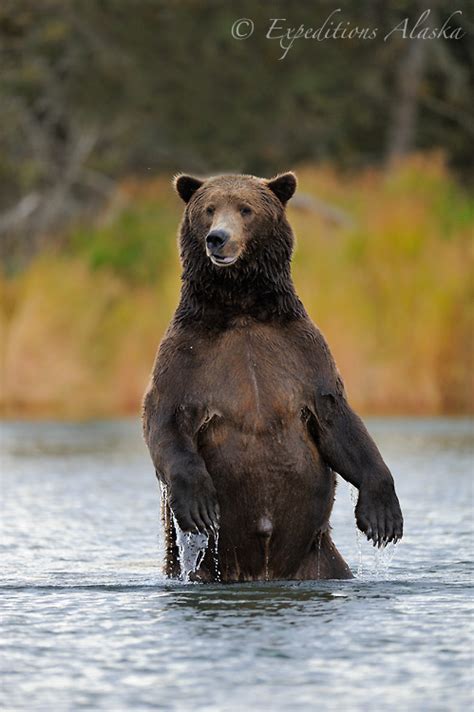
212 527 221 582
316 531 323 579
350 485 364 577
159 482 174 568
172 515 209 583
263 539 270 581
373 542 396 580
160 481 211 582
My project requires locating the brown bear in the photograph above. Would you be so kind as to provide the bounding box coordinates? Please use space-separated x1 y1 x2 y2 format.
142 172 403 582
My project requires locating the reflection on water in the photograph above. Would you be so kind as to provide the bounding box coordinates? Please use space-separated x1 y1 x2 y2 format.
1 418 473 711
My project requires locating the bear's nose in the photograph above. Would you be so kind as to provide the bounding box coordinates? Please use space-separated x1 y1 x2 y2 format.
206 229 230 252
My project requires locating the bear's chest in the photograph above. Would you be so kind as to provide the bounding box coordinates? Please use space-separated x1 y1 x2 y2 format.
187 323 314 428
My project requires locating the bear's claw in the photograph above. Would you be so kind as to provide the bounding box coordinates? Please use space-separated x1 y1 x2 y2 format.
355 482 403 547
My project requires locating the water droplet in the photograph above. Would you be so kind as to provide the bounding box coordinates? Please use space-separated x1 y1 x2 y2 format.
317 531 323 579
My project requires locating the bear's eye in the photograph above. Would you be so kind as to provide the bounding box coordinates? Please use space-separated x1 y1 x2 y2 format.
206 206 215 216
240 206 252 216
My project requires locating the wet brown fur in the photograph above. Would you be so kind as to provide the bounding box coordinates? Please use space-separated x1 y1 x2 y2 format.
143 173 403 582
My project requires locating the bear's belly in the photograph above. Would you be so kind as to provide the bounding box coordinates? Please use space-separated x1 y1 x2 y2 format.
198 417 336 581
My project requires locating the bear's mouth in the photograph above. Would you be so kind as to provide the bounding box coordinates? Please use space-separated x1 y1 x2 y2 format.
209 254 239 267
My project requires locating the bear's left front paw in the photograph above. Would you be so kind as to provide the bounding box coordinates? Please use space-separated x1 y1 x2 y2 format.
355 481 403 547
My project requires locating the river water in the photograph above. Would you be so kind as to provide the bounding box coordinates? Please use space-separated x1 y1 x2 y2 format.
1 418 472 711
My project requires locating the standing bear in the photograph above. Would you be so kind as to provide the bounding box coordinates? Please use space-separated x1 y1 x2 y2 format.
143 172 403 582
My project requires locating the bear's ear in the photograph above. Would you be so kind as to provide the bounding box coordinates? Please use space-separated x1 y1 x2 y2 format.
266 172 297 205
174 174 204 203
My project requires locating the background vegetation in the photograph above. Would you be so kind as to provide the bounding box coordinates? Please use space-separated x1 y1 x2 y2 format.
0 1 472 418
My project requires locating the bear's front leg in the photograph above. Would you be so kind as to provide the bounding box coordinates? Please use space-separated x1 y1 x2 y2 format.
313 388 403 547
143 399 220 535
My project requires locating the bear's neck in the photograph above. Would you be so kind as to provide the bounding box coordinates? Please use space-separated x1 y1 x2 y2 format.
176 259 305 329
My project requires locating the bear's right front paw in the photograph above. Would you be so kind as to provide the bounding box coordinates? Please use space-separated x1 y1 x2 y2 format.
169 471 220 535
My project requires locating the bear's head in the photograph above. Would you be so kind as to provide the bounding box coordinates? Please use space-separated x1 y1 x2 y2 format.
174 172 297 274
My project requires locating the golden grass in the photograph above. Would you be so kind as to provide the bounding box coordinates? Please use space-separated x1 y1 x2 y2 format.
1 155 472 418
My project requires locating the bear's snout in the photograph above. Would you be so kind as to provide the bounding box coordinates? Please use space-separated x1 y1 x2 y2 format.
205 228 240 267
206 229 230 252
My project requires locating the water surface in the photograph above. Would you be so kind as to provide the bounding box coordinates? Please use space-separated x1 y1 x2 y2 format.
1 418 473 711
